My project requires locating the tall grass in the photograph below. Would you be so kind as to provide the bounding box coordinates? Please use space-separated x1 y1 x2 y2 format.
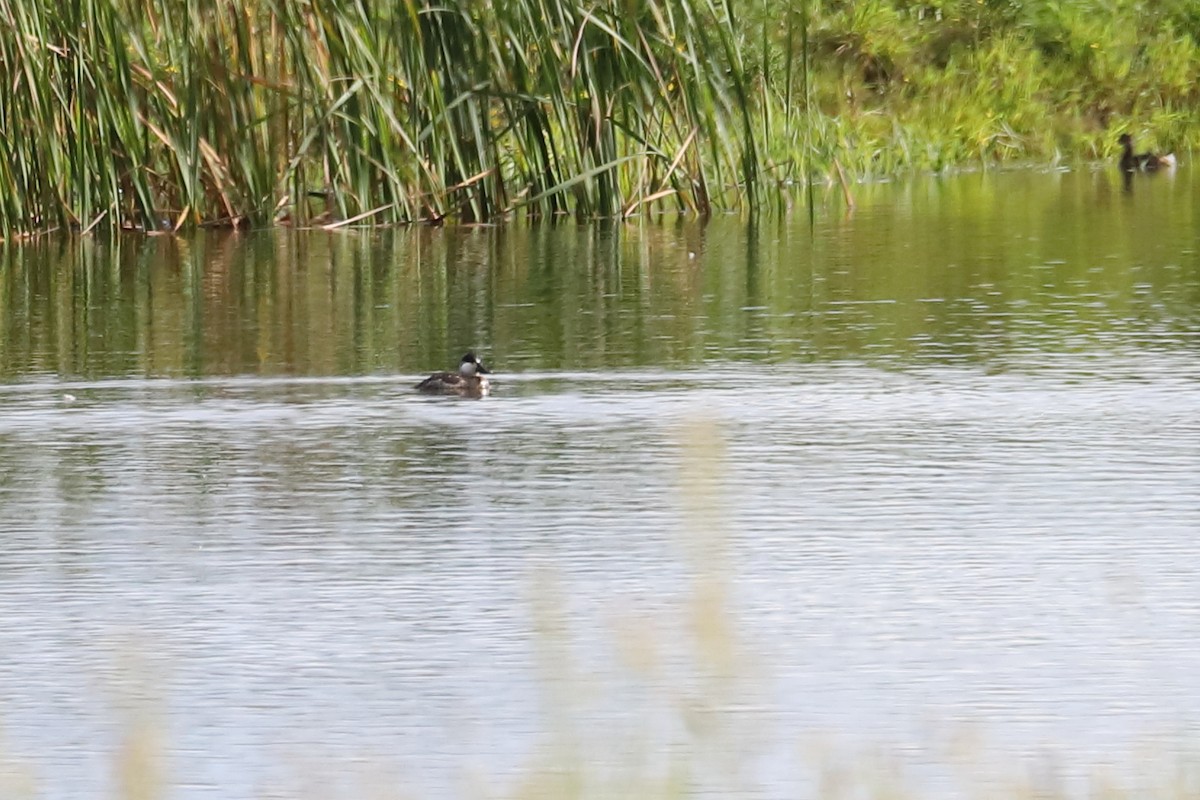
2 0 1200 237
743 0 1200 182
0 0 759 237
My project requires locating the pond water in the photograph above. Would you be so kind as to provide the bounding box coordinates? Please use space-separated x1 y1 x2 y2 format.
0 166 1198 799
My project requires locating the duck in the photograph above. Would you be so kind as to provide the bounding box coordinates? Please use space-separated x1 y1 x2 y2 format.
1118 133 1176 172
416 352 491 396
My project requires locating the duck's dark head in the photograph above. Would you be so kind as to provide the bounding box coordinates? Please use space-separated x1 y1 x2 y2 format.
459 351 490 376
1118 133 1133 148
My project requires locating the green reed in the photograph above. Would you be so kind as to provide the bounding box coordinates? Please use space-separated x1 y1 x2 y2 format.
0 0 759 235
2 0 1199 237
744 0 1200 184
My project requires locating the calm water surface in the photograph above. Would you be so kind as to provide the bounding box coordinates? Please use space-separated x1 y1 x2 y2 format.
1 168 1198 798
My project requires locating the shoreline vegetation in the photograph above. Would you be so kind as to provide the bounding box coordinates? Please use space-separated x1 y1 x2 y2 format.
1 0 1197 238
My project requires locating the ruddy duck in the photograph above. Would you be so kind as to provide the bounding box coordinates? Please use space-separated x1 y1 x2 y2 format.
1118 133 1176 172
416 352 491 397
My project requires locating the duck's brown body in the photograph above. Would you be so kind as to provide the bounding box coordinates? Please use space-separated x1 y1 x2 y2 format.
415 371 490 396
1119 133 1176 172
416 352 491 397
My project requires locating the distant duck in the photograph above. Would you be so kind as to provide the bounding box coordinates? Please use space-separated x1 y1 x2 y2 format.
416 352 491 397
1118 133 1176 172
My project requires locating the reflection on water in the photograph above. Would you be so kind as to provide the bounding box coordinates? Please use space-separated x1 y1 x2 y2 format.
0 168 1198 798
2 168 1197 380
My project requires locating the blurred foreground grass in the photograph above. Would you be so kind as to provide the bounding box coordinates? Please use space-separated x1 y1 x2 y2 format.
2 418 1199 799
